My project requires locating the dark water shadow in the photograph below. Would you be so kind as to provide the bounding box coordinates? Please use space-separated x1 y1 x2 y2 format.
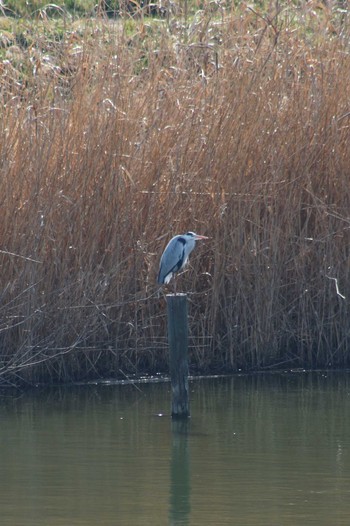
169 419 191 526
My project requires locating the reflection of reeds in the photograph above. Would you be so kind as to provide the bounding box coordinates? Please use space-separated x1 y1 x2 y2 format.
1 6 350 383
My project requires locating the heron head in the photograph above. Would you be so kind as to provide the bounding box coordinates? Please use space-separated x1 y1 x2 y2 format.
185 231 208 240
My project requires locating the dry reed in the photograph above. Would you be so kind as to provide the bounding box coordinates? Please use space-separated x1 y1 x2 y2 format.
0 2 350 384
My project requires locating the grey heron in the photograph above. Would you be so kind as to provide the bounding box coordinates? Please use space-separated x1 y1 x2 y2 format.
157 231 208 285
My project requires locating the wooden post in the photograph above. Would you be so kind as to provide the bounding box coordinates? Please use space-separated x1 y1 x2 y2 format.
166 293 190 419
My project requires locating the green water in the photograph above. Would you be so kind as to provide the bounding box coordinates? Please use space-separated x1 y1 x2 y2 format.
0 372 350 525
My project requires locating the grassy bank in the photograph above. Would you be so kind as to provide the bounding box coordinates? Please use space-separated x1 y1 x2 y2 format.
0 1 350 385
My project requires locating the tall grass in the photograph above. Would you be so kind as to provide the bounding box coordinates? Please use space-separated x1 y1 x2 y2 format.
1 2 350 384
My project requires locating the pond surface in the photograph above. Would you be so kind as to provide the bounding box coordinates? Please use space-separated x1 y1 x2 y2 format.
1 372 350 525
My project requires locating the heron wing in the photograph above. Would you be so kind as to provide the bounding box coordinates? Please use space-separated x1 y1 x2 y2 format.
157 236 186 284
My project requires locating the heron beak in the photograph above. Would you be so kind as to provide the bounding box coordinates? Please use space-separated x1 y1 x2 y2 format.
195 235 209 240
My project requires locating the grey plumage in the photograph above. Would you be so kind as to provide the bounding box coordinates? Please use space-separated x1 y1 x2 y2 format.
157 231 208 285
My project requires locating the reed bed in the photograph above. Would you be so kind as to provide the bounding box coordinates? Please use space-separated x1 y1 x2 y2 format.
0 2 350 384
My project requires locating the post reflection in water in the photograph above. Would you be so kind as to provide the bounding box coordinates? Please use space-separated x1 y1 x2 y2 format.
169 419 191 526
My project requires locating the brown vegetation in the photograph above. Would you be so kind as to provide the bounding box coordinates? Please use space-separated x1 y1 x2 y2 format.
1 2 350 385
